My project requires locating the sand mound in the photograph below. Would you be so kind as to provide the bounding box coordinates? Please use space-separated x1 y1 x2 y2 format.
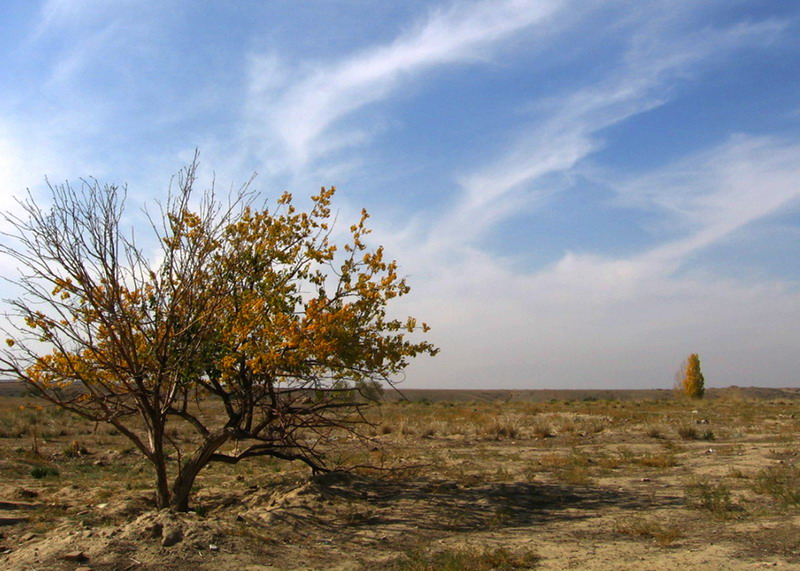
3 509 236 570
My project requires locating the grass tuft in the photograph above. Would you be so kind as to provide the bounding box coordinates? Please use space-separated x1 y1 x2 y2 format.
389 546 540 570
752 464 800 507
613 516 683 546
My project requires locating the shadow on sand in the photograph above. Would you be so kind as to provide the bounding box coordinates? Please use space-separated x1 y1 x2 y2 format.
237 470 683 545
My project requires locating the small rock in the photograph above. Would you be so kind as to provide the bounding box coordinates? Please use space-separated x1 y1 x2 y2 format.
63 551 87 562
209 543 219 551
161 526 183 547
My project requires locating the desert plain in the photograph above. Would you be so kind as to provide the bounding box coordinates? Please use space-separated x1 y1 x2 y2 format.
0 383 799 570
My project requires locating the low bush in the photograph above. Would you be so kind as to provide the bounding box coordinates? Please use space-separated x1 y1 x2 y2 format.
685 478 738 517
752 464 800 507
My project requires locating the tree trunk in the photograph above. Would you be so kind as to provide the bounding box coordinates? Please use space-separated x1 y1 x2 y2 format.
143 421 172 509
151 442 172 509
169 430 231 512
155 460 171 509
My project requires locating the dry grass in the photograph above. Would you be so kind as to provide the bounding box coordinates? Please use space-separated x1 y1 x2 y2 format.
752 463 800 508
389 545 541 570
613 516 683 546
1 387 799 569
684 477 740 518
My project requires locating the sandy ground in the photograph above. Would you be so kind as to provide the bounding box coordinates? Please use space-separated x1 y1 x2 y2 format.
0 392 798 569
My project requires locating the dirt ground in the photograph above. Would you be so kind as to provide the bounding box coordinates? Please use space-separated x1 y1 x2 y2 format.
0 387 799 569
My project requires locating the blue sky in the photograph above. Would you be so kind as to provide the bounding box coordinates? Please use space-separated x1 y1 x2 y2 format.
1 0 800 389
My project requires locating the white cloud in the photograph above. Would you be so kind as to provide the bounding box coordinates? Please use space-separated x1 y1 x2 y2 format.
400 243 800 389
0 122 70 209
623 136 800 268
245 0 567 172
396 132 800 388
436 17 785 252
0 133 33 215
30 0 165 98
0 126 62 288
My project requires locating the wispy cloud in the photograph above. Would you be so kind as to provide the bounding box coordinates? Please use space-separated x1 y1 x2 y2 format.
34 0 139 36
245 0 567 172
626 135 800 269
33 2 160 95
435 17 786 252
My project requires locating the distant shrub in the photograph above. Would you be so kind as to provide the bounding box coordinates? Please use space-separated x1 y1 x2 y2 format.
531 422 553 439
356 379 385 402
30 466 59 479
483 417 520 440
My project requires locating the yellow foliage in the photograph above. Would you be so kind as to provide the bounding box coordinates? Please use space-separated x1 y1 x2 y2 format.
679 353 705 399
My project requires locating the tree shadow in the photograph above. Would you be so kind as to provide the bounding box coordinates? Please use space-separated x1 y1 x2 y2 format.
239 471 684 544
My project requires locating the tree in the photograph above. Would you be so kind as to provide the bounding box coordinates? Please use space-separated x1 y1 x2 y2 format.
677 353 705 399
0 158 437 511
